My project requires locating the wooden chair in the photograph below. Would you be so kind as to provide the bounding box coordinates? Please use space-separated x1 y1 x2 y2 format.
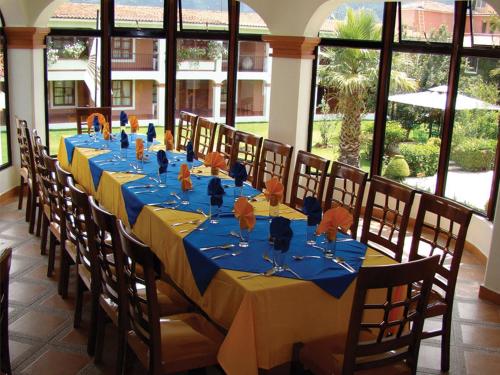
193 117 217 159
214 123 235 171
229 130 263 187
296 255 440 375
90 199 192 373
408 193 473 372
23 123 39 234
0 248 12 375
76 107 112 134
15 118 30 212
255 139 293 192
55 163 77 299
324 161 368 239
116 220 224 374
176 111 198 151
360 176 415 262
67 179 100 357
34 143 50 256
289 150 330 209
31 132 46 238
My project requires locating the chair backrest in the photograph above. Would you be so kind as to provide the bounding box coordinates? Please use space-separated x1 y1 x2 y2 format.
116 219 162 372
255 139 293 192
193 117 217 159
215 124 235 170
76 107 112 135
342 255 440 375
229 130 263 187
68 179 96 286
0 248 12 328
360 176 415 262
55 163 74 245
176 111 198 151
408 193 472 305
324 161 368 239
42 150 61 225
88 196 127 326
22 123 37 187
16 118 30 171
289 150 330 209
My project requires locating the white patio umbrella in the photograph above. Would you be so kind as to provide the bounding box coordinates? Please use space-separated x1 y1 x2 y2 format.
388 85 500 111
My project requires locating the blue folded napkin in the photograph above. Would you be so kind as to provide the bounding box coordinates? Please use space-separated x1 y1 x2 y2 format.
147 123 156 143
93 116 100 132
186 141 195 162
270 217 293 252
303 196 322 226
229 162 248 187
120 111 128 126
120 130 129 149
207 177 224 207
157 150 169 174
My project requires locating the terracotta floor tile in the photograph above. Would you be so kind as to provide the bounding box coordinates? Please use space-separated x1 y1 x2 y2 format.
0 209 26 222
9 340 34 363
10 257 34 275
24 264 59 281
21 349 91 375
417 344 443 371
455 281 481 299
9 310 67 339
9 280 50 304
461 324 500 348
461 251 484 266
58 327 89 347
464 350 500 374
458 301 500 323
458 265 486 283
0 235 23 249
14 240 43 258
40 293 75 311
0 221 31 238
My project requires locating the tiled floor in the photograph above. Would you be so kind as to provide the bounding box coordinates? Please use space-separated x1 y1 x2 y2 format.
2 197 500 374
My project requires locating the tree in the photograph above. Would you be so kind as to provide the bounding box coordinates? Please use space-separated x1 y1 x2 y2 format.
319 8 416 166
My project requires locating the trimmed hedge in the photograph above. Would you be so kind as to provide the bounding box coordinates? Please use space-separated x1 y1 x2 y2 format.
384 155 410 181
451 138 496 171
400 142 440 177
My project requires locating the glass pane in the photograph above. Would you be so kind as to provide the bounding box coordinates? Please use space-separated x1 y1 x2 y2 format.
400 0 454 43
176 39 228 121
384 52 450 190
311 46 380 172
115 0 164 29
319 3 383 40
179 0 228 31
111 37 165 129
239 1 269 34
46 36 102 155
235 41 270 138
445 56 499 212
464 1 500 47
49 0 101 30
0 36 8 167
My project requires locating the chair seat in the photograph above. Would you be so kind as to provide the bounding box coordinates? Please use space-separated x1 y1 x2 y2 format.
78 263 92 290
49 222 61 241
127 312 224 374
64 240 78 262
412 283 447 318
20 167 29 180
299 331 412 375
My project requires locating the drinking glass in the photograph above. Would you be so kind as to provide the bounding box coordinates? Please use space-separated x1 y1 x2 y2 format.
272 248 286 273
120 147 128 161
238 228 250 248
209 204 220 224
158 171 167 188
136 158 144 173
181 190 189 205
233 186 243 201
306 224 318 245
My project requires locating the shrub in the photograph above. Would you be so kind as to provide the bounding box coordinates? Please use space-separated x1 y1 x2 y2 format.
400 142 440 177
385 121 407 145
451 138 496 171
383 155 410 181
427 137 441 147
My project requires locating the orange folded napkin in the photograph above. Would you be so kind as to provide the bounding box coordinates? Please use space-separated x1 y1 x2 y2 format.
164 130 174 150
316 206 353 241
178 163 192 191
130 116 139 133
234 197 256 231
102 122 111 140
204 152 227 169
263 177 284 206
86 112 105 131
136 138 144 160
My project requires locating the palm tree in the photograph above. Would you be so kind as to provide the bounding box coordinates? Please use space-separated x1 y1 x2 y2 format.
319 8 416 167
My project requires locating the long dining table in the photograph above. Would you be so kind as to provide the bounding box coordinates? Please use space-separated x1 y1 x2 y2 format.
57 133 396 375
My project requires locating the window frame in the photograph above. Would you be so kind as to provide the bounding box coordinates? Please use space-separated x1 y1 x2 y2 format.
112 79 134 108
0 11 12 171
51 80 77 107
111 37 134 60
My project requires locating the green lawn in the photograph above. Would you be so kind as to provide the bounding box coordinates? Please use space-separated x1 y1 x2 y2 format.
1 130 9 165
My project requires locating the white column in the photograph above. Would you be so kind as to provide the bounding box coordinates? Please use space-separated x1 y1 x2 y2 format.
263 82 271 121
157 84 166 126
482 188 500 296
212 82 221 122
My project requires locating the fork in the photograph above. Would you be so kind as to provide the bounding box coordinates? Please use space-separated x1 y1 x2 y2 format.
134 189 159 195
199 244 235 252
171 219 201 227
211 251 241 260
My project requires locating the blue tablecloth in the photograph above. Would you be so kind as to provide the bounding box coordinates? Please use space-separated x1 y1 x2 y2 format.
183 217 367 298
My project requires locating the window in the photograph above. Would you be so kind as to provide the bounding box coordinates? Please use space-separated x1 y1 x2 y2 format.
115 0 164 29
52 81 76 106
112 80 133 107
178 0 229 31
464 1 499 47
0 20 10 169
48 0 101 30
112 38 133 60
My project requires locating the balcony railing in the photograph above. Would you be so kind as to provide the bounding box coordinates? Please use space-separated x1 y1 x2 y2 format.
222 55 267 72
111 53 160 71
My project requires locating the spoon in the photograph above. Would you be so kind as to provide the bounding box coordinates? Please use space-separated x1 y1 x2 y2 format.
199 244 235 252
196 209 209 218
211 251 242 260
179 227 205 234
293 255 322 261
238 268 276 280
229 230 243 240
170 192 181 200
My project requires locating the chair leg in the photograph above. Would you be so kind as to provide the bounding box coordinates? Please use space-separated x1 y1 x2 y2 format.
47 232 57 277
35 203 42 237
441 312 452 372
74 276 85 329
87 290 99 356
17 177 24 210
94 305 107 364
58 250 72 299
28 192 37 234
40 215 49 255
115 328 127 375
1 311 12 375
25 186 31 222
